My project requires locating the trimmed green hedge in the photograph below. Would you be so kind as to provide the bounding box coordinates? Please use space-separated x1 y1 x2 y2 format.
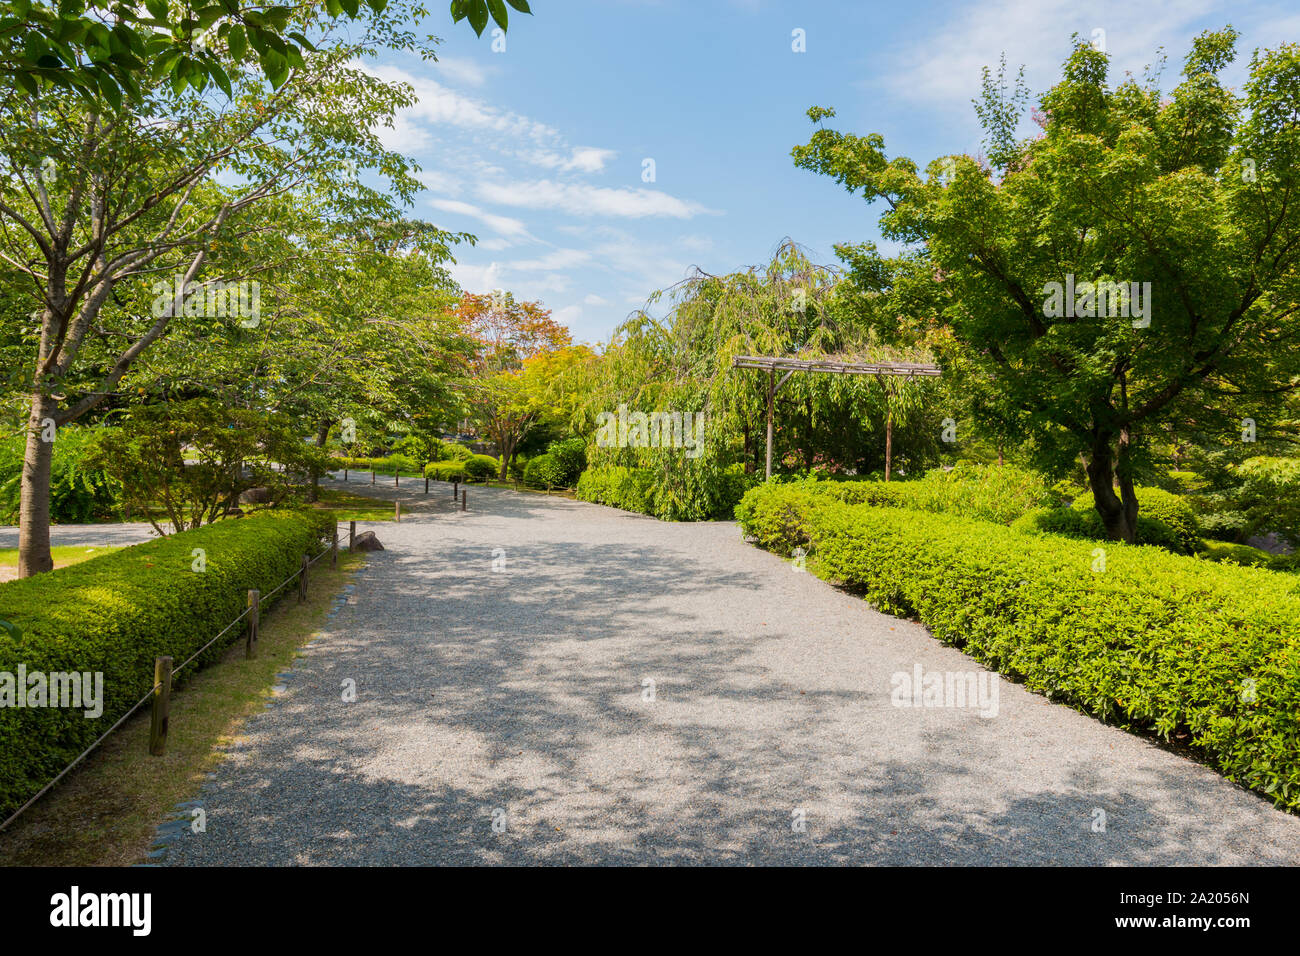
0 510 335 818
576 464 755 520
523 453 568 488
771 463 1056 526
423 454 498 482
736 484 1300 810
336 455 421 476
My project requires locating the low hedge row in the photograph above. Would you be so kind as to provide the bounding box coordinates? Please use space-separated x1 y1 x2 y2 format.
576 464 755 520
423 454 498 482
336 455 421 476
735 483 1300 810
775 463 1056 526
0 510 335 818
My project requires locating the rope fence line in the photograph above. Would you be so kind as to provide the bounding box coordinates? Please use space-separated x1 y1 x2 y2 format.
0 526 339 835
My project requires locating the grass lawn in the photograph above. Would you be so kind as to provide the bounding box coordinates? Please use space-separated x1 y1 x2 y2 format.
0 544 120 582
0 551 364 867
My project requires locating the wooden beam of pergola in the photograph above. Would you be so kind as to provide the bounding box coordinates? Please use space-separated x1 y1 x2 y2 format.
731 355 943 480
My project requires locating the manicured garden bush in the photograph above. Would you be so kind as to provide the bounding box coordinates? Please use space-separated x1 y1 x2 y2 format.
441 442 474 461
523 452 567 488
1199 540 1274 568
463 454 499 480
0 510 336 818
336 454 420 476
424 454 498 482
545 438 587 486
424 460 467 482
576 463 756 520
736 484 1300 810
576 465 655 513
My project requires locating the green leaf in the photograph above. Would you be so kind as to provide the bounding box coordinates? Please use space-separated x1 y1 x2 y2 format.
505 0 530 13
144 0 168 20
486 0 507 30
228 24 246 59
465 0 489 35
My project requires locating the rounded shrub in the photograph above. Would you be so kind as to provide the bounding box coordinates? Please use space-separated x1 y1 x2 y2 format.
524 453 567 488
464 454 499 481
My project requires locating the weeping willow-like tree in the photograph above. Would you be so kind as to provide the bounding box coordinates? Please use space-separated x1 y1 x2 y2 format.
575 240 944 517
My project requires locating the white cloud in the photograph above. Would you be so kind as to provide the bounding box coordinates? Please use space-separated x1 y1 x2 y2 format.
476 179 714 219
366 63 559 144
520 146 618 173
507 249 593 271
433 55 491 87
881 0 1220 115
418 169 462 196
430 198 531 238
583 293 609 306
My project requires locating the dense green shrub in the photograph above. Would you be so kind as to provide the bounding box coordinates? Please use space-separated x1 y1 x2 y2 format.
424 460 467 482
1199 540 1274 568
464 454 499 480
0 426 120 524
524 453 567 488
0 510 335 818
441 442 474 461
575 466 655 514
736 485 1300 810
546 438 587 486
337 454 420 476
1070 487 1201 553
576 463 756 520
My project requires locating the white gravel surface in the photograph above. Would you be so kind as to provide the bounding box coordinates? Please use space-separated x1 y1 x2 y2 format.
158 480 1300 865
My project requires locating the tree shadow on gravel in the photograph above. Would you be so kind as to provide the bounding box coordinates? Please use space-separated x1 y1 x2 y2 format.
162 522 1298 866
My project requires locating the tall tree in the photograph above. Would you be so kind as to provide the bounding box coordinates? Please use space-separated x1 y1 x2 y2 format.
0 2 433 574
794 29 1300 540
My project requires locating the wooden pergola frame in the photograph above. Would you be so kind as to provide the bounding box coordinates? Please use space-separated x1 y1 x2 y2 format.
731 355 942 480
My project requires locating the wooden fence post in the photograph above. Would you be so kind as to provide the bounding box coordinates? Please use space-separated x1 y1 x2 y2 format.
425 476 429 494
395 501 401 522
453 479 458 500
331 523 339 568
149 656 173 756
344 467 348 481
246 589 260 657
299 554 308 603
461 489 467 512
371 469 375 485
395 470 399 488
349 520 356 550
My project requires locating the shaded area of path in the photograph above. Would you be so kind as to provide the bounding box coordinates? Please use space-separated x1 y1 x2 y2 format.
161 484 1300 865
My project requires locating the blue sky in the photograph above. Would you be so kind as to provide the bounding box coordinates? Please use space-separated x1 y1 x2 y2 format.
366 0 1300 346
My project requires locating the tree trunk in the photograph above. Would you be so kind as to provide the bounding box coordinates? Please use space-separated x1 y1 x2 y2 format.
884 408 893 482
1085 432 1136 543
18 392 57 577
997 440 1004 466
308 419 331 503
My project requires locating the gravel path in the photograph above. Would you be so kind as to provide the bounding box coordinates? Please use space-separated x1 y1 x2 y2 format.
160 482 1300 866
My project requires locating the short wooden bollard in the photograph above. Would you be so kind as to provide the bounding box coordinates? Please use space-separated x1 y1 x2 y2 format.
371 469 376 485
349 520 356 551
452 479 458 500
344 468 348 481
513 478 519 492
246 589 260 658
331 523 339 568
460 489 467 512
395 470 399 488
149 656 173 756
395 501 401 522
298 553 308 603
424 476 429 494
